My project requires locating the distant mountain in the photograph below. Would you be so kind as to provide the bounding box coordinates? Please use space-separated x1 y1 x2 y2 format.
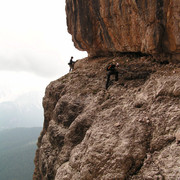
0 92 43 130
0 127 42 180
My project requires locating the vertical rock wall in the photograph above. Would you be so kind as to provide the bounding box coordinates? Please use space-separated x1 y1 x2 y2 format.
66 0 180 59
33 1 180 179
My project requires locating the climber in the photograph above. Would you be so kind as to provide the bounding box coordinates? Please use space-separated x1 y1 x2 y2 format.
106 60 119 89
68 56 76 72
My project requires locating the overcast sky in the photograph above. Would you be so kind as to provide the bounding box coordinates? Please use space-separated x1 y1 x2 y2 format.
0 0 87 103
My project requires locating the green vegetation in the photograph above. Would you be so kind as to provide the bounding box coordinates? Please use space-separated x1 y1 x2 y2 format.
0 127 42 180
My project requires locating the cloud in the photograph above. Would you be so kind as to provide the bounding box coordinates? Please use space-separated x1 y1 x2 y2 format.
0 0 87 78
0 71 49 102
0 40 86 78
0 0 87 107
0 49 67 78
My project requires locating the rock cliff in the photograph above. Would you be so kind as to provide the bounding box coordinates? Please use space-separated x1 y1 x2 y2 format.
33 55 180 180
66 0 180 60
34 1 180 180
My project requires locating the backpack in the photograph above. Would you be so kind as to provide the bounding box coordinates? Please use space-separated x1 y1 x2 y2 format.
106 63 115 71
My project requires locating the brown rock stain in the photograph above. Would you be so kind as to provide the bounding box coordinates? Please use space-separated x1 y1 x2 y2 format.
66 0 180 60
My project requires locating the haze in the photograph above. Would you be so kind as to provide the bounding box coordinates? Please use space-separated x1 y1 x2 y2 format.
0 0 87 103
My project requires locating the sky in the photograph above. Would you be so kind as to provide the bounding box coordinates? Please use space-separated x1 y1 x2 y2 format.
0 0 87 103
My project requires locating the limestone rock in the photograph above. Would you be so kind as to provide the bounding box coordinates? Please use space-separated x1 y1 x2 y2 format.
33 1 180 179
66 0 180 60
34 56 180 180
176 129 180 144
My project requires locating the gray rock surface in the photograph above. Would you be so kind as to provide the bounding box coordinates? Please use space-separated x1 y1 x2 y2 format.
34 56 180 180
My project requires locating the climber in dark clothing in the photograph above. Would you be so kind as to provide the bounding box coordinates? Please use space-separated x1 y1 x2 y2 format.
68 56 75 72
106 61 119 89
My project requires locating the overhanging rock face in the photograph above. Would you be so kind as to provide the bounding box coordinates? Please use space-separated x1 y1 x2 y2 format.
66 0 180 59
33 1 180 179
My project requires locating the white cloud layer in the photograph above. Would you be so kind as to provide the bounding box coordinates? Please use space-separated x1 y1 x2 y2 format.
0 71 50 102
0 0 87 103
0 0 87 78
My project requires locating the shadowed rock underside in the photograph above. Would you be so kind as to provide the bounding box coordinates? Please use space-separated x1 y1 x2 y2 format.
66 0 180 60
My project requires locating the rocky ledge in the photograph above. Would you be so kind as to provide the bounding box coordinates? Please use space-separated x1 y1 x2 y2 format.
34 55 180 179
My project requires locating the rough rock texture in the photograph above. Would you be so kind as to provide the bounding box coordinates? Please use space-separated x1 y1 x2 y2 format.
33 1 180 179
34 55 180 180
66 0 180 60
